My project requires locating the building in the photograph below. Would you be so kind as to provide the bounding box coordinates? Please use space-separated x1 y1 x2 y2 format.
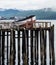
0 15 36 29
17 15 36 28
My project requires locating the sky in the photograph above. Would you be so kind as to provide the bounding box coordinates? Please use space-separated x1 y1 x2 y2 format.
0 0 56 10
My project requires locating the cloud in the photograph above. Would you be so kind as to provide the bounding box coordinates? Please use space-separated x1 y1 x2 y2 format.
0 0 56 10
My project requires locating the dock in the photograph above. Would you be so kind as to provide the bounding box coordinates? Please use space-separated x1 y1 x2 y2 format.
0 15 55 65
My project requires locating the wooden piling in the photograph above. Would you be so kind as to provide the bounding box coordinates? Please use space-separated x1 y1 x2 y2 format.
33 30 35 65
18 31 20 65
35 29 39 65
10 30 12 65
26 30 29 65
13 31 15 65
24 30 28 65
10 30 15 65
7 31 8 65
40 29 44 65
49 29 52 65
0 31 1 65
44 30 47 65
22 30 27 65
35 30 36 65
31 30 33 65
51 25 55 65
52 25 55 65
2 31 5 65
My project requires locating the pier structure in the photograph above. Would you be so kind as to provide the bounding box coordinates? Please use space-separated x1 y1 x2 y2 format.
0 15 55 65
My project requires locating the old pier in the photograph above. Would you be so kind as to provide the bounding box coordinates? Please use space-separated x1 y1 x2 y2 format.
0 15 55 65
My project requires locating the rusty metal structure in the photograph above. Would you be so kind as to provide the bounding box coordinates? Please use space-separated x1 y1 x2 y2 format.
0 15 55 65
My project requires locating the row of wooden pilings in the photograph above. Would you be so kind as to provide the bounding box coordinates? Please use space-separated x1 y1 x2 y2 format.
0 25 55 65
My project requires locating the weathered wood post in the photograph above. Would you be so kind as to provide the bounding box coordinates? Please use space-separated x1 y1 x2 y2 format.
25 30 28 65
49 25 55 65
51 25 55 65
33 30 35 65
40 29 44 65
10 29 13 65
13 30 15 65
0 31 1 65
35 30 36 65
18 31 20 65
10 30 15 65
42 30 45 65
31 30 33 65
22 30 27 65
44 30 47 65
35 29 39 65
2 31 5 65
7 31 8 65
26 30 29 65
49 29 52 65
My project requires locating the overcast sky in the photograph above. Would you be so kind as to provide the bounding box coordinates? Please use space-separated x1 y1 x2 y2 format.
0 0 56 10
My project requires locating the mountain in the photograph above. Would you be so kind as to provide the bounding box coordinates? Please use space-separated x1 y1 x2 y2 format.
0 8 56 19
